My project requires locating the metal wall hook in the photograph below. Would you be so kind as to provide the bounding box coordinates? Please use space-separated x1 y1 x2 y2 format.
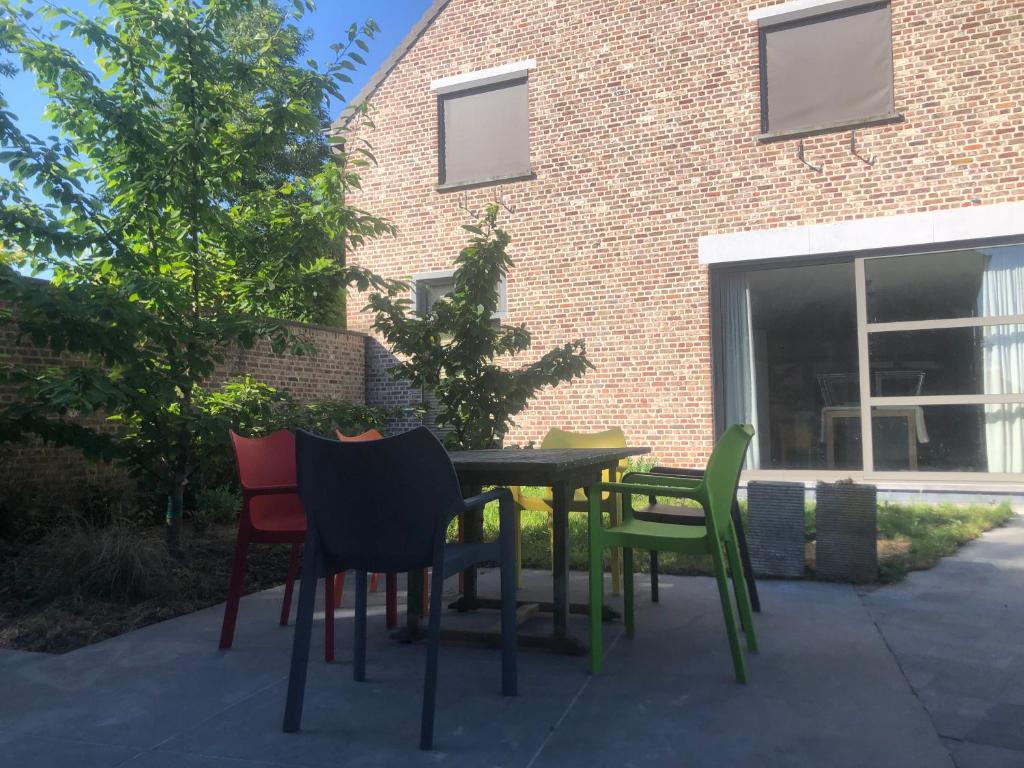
849 129 875 166
493 187 516 216
797 139 823 173
458 190 479 220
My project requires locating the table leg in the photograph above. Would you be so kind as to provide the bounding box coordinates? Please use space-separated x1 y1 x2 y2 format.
450 484 482 612
551 481 573 640
906 414 918 471
391 570 427 643
825 413 836 469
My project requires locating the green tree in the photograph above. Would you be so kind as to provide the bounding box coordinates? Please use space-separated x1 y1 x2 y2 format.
0 0 398 551
367 205 594 450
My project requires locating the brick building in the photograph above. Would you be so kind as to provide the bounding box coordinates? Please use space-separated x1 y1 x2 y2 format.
338 0 1024 490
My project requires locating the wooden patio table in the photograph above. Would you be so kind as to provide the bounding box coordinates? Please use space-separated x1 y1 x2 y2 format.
399 446 650 656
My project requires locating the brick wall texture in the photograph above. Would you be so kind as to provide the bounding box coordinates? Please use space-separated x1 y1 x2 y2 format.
342 0 1024 466
0 307 366 489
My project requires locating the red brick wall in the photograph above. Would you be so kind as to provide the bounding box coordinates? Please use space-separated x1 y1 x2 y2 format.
344 0 1024 465
0 310 366 489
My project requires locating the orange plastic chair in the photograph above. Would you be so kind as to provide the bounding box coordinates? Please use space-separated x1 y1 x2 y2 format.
220 430 336 661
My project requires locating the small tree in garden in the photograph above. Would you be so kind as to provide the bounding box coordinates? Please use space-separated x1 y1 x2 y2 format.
0 0 399 552
367 205 594 450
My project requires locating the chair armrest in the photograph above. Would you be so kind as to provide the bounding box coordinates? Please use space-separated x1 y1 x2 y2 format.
445 487 513 526
650 466 704 479
463 487 512 512
622 472 702 490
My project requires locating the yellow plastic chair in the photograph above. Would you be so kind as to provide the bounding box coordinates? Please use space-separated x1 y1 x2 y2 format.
510 427 628 593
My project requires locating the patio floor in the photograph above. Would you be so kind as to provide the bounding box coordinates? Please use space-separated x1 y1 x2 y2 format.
1 517 1022 768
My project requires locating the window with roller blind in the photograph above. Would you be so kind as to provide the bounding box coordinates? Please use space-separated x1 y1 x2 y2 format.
436 77 532 188
757 1 897 138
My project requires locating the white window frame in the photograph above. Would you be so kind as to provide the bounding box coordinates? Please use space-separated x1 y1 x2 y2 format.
411 269 507 320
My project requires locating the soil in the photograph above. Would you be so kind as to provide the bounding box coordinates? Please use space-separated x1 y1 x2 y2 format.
0 523 296 654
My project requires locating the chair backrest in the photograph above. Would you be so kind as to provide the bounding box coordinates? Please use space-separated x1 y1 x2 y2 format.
335 428 384 442
702 424 755 536
295 427 464 574
874 370 925 397
229 429 296 492
541 427 629 477
817 372 859 407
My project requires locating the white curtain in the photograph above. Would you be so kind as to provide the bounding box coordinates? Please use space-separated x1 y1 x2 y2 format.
720 273 760 469
978 249 1024 473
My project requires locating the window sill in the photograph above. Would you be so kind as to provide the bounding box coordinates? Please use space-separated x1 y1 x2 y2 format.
436 171 536 193
756 112 903 143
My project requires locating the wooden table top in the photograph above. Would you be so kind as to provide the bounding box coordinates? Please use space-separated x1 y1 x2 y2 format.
448 447 650 486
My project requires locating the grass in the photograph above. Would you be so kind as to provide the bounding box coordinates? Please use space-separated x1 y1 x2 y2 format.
475 489 1015 585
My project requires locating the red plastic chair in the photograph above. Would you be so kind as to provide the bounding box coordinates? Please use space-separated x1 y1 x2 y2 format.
220 429 336 661
333 429 408 629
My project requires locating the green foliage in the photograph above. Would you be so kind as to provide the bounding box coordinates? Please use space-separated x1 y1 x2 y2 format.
367 205 594 449
0 472 140 543
0 0 400 543
187 375 386 490
191 485 241 528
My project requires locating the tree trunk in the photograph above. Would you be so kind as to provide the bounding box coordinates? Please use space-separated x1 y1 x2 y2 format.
166 475 186 557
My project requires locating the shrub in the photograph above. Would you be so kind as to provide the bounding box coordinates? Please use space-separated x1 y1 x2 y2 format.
0 473 141 544
190 376 387 491
190 486 242 529
29 524 174 603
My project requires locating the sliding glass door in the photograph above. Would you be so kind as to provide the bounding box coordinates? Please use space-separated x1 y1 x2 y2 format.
715 243 1024 480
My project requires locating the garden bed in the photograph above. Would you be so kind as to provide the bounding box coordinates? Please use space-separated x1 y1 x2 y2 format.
0 522 293 654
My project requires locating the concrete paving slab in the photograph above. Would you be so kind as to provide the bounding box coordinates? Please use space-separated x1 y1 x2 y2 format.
864 515 1024 767
0 730 140 768
0 559 966 767
944 739 1024 768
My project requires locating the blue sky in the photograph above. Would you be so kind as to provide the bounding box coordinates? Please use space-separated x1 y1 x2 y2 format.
2 0 434 139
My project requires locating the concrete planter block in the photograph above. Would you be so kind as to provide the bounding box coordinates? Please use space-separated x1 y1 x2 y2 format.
746 481 806 578
815 481 878 583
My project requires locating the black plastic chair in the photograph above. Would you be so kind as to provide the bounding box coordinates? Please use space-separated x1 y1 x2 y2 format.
632 466 760 612
282 427 518 750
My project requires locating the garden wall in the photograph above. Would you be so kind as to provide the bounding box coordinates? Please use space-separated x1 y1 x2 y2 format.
0 305 367 492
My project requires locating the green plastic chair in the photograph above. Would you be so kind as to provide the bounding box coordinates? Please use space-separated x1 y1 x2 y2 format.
587 424 757 683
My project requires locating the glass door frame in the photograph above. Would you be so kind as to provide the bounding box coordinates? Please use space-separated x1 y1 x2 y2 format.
712 238 1024 486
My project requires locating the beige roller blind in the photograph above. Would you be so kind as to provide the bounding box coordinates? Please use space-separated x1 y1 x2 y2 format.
439 78 530 186
762 3 894 135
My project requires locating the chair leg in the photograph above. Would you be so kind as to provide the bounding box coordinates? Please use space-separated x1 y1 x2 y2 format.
589 535 604 674
219 530 250 650
726 537 758 653
711 543 747 684
385 572 398 630
498 495 518 696
332 571 346 610
623 547 635 638
732 505 761 612
649 549 660 603
610 503 622 596
324 571 335 663
370 572 381 593
514 506 522 589
280 543 300 626
283 531 321 733
420 558 447 750
353 571 367 682
422 569 430 617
